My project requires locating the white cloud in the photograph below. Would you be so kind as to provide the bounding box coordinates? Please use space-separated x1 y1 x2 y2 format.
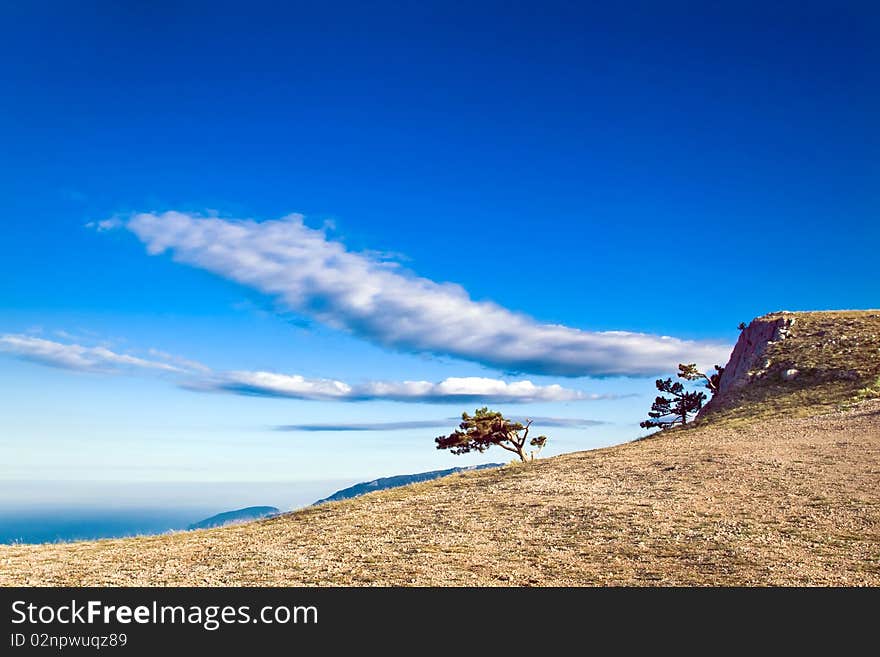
191 372 602 403
147 348 212 373
85 218 122 232
0 334 602 404
122 211 731 376
0 335 183 374
275 416 608 432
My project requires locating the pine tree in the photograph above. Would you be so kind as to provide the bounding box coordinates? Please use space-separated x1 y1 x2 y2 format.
677 363 725 395
639 378 706 429
435 407 548 463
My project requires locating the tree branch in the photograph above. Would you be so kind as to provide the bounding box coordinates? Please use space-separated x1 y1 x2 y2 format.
519 420 531 450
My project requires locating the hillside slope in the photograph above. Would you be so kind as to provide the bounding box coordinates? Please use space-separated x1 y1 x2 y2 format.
1 310 878 586
1 399 877 586
313 464 501 505
188 506 280 531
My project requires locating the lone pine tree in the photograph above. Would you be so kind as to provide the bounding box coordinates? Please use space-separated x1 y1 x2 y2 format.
435 407 548 463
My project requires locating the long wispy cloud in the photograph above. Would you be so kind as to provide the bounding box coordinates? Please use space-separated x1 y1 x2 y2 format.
0 334 605 404
0 335 183 374
191 372 605 403
118 211 731 377
275 416 608 432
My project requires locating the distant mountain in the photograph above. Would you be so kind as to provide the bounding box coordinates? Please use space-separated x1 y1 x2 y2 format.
313 464 502 505
188 506 280 530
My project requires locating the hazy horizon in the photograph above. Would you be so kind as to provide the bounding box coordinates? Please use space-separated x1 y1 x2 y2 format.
0 478 357 544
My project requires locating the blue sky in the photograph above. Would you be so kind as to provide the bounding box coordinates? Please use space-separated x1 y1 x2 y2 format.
0 2 877 512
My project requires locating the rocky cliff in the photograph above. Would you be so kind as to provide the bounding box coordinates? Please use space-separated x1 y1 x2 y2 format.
698 310 880 423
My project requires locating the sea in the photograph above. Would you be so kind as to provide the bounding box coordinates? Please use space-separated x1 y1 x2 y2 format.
0 479 355 544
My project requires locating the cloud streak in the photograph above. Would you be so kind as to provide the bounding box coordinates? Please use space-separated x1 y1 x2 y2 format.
275 416 608 432
0 335 183 374
121 211 731 377
189 372 603 403
277 420 455 432
0 334 604 404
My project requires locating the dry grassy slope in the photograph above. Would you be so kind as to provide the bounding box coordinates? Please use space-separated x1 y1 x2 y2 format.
1 310 879 586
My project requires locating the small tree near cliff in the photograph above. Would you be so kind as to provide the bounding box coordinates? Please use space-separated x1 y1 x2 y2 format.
678 363 725 396
435 407 548 463
640 362 725 430
640 378 707 429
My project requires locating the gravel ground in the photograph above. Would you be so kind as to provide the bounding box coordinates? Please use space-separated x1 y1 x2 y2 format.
2 400 878 586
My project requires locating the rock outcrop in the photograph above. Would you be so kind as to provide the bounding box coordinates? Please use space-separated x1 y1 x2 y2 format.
698 310 880 422
715 315 796 396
